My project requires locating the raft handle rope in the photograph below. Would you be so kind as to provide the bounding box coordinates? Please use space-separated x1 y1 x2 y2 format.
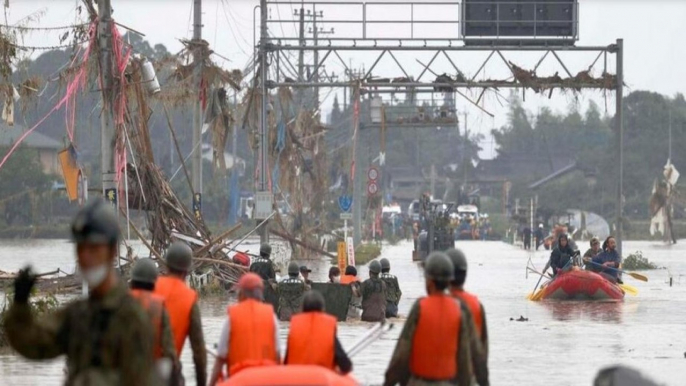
346 322 395 358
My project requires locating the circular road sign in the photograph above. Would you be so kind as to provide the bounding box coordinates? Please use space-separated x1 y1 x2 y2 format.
367 167 379 181
367 181 379 196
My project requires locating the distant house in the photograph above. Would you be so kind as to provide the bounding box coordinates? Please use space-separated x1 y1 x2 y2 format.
0 123 62 175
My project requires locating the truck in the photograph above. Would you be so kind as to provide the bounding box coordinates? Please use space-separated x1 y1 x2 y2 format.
412 194 455 262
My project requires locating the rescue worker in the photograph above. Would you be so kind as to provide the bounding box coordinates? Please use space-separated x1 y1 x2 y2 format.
446 248 489 362
284 291 353 374
379 258 402 318
277 261 308 321
341 265 361 319
3 198 154 385
154 241 207 386
340 265 359 284
250 243 276 281
209 273 280 385
361 260 387 322
129 258 179 384
300 265 313 286
384 252 489 386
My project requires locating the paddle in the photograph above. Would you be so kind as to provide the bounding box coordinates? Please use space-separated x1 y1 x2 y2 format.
527 260 550 300
583 259 648 282
619 283 639 296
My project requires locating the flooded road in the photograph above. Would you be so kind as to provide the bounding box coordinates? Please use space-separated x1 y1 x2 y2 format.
1 239 685 385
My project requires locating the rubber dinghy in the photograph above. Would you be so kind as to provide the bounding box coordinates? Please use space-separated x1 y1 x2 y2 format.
540 269 625 301
219 365 359 386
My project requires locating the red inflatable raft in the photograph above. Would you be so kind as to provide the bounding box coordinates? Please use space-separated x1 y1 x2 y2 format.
540 269 625 301
218 365 359 386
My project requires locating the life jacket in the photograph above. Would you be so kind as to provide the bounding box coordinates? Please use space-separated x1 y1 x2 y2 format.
410 294 461 380
451 288 483 338
130 289 165 359
154 276 197 356
285 312 336 369
340 275 358 285
227 299 278 375
233 252 251 267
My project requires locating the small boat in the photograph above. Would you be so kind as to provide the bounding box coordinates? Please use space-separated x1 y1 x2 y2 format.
219 365 358 386
539 269 625 301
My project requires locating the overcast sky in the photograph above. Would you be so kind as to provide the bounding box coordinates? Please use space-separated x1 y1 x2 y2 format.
5 0 686 158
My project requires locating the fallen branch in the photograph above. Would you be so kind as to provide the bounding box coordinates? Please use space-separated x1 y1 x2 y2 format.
270 228 336 258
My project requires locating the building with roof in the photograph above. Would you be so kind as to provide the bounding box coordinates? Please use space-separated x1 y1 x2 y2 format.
0 123 62 175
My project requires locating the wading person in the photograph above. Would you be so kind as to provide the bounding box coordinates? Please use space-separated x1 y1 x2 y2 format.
284 291 353 374
379 258 402 318
328 266 341 283
446 248 489 363
300 265 313 286
341 265 361 319
549 233 577 276
277 262 307 321
4 198 154 385
129 258 179 384
154 241 207 386
384 252 489 386
250 243 276 281
361 260 387 322
209 273 280 385
341 265 359 284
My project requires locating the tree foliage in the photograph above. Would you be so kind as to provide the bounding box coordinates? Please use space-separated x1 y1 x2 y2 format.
493 91 686 221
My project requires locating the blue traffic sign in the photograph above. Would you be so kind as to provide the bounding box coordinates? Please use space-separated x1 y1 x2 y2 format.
338 195 353 212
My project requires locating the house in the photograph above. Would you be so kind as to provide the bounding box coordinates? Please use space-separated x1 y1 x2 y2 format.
0 123 62 175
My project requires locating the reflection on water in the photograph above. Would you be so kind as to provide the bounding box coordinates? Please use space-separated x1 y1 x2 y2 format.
1 239 685 385
541 300 624 323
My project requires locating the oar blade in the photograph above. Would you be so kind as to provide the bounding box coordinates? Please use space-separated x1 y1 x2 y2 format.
628 272 648 282
619 283 638 296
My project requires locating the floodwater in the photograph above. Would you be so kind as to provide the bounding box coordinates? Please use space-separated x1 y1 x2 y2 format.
1 239 685 385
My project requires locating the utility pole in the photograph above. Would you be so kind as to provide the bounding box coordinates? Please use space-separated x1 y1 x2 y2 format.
99 0 115 205
312 7 319 108
97 0 114 295
192 0 203 219
297 5 305 106
462 112 469 190
615 38 624 256
258 0 270 244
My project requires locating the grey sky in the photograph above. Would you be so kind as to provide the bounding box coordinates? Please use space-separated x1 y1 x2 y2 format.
5 0 686 157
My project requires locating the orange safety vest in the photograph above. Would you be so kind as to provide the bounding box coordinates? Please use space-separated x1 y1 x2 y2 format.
285 312 336 369
130 289 165 359
410 294 461 380
451 288 483 338
227 299 278 375
154 276 197 356
340 275 358 285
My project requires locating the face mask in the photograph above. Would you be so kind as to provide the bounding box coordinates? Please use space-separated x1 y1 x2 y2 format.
81 264 110 288
333 276 341 283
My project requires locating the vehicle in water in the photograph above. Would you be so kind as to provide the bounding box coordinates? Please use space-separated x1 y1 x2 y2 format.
412 194 455 262
534 268 625 301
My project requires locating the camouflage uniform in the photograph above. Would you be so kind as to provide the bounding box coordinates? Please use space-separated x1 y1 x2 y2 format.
188 302 207 386
384 298 489 386
361 277 387 322
277 277 307 321
380 272 402 317
4 281 155 386
250 258 276 281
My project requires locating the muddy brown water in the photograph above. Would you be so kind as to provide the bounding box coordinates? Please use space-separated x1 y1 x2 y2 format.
1 239 685 385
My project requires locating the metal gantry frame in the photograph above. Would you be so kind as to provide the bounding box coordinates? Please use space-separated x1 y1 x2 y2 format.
258 0 625 253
